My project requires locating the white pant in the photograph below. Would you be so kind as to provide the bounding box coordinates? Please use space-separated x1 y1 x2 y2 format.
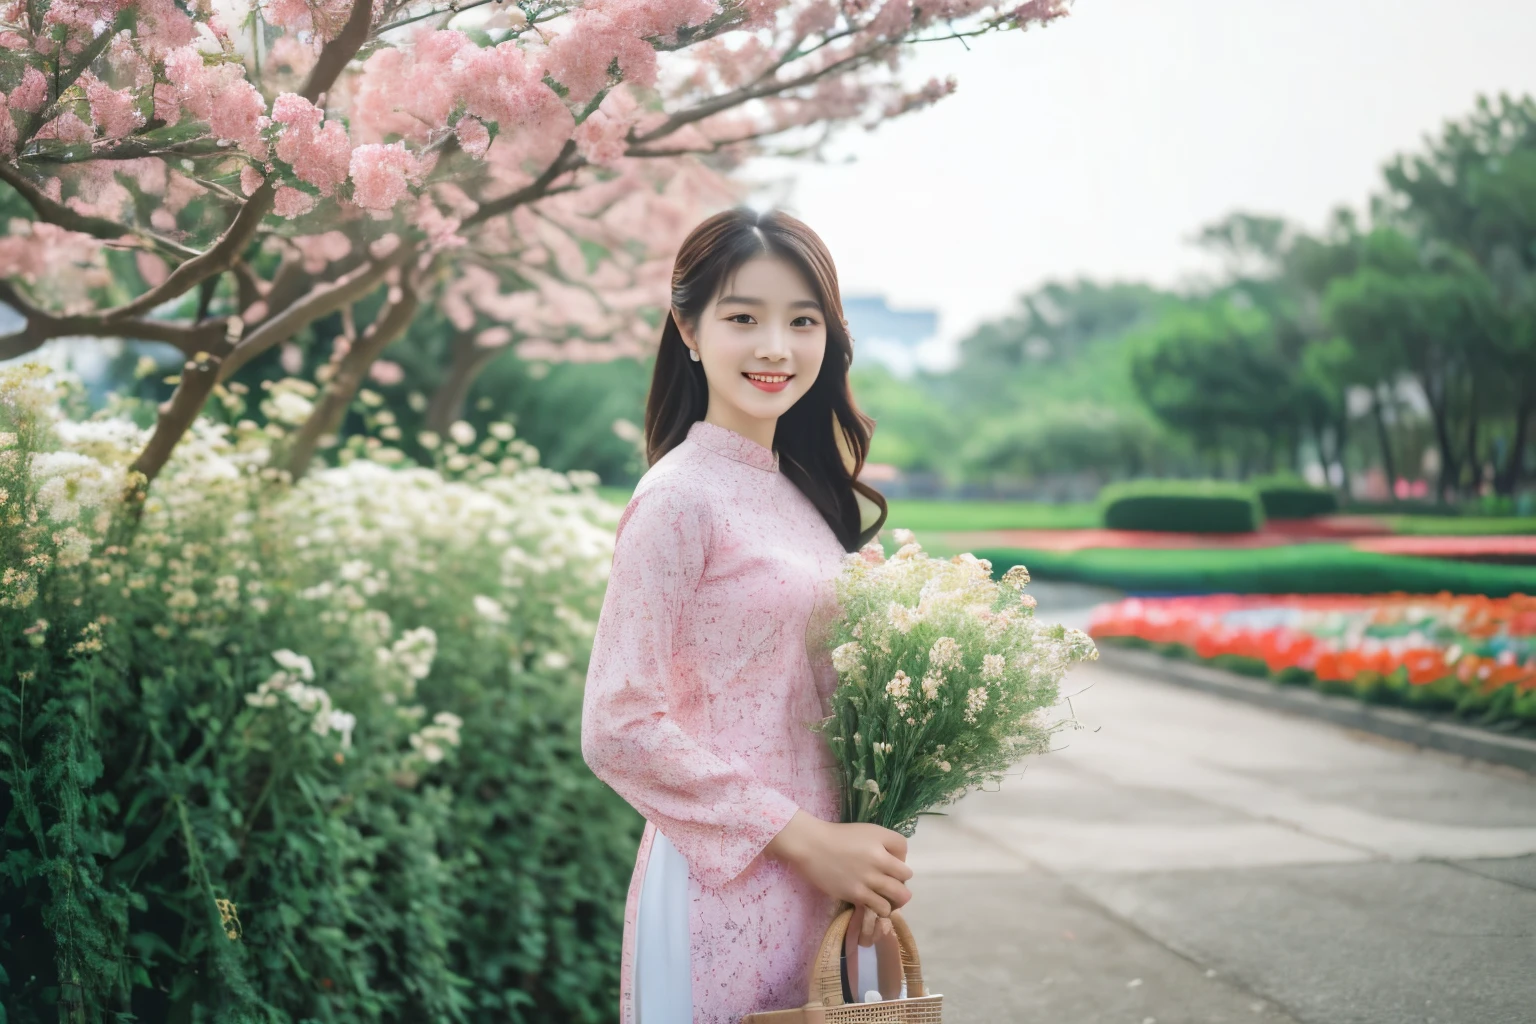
636 830 694 1024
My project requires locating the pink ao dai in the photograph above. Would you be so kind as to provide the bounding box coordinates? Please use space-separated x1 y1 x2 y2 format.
580 418 853 1024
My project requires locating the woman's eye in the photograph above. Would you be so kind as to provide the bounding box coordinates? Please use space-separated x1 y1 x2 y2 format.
793 316 818 327
727 314 754 324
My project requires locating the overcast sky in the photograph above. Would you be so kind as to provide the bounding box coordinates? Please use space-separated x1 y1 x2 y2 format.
745 0 1536 372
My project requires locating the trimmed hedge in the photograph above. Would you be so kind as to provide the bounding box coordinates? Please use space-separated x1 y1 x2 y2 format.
977 544 1536 597
1251 475 1340 519
1099 480 1264 534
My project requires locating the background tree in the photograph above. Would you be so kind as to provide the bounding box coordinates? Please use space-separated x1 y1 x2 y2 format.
1383 93 1536 496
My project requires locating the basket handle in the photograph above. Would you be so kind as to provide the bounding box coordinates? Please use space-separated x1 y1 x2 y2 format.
806 903 926 1007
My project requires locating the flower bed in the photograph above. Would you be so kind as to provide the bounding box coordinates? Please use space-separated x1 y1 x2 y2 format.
1088 593 1536 726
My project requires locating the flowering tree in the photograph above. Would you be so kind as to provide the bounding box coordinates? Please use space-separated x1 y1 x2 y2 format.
0 0 1071 490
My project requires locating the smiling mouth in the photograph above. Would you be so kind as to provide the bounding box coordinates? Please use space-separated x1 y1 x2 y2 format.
743 372 793 384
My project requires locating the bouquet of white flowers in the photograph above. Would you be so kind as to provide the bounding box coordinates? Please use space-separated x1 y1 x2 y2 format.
813 530 1098 837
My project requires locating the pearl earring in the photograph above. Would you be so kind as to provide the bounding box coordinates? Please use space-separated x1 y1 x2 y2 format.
689 349 700 362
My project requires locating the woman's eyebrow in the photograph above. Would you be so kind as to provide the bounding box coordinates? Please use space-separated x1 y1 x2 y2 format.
717 295 823 310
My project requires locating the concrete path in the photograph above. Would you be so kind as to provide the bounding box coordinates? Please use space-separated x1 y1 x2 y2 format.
898 592 1536 1024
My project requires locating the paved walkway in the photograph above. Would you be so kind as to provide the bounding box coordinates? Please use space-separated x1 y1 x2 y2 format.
899 599 1536 1024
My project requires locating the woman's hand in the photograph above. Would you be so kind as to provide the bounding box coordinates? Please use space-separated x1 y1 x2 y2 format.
765 810 913 943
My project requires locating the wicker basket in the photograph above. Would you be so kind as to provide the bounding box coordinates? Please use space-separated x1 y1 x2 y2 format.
740 905 943 1023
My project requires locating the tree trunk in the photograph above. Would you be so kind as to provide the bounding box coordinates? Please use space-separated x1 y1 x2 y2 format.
425 331 509 436
1462 406 1480 498
1495 386 1533 497
1370 387 1398 499
288 275 422 480
1335 414 1353 499
1422 384 1459 506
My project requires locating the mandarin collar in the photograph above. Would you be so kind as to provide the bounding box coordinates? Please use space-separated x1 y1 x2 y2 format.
687 419 780 473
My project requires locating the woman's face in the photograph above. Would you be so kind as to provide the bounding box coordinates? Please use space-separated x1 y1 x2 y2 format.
677 254 828 437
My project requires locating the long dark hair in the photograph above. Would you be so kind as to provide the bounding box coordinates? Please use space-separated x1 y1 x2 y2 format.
644 207 888 552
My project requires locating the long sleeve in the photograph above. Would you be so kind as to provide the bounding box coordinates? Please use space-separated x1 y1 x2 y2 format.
581 484 802 889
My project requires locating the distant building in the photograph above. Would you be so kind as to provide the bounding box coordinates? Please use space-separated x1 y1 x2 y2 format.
842 295 938 378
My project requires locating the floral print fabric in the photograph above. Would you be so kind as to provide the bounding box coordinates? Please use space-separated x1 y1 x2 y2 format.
581 418 850 1024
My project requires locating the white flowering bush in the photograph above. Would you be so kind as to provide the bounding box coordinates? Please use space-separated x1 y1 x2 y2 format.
0 362 640 1023
816 529 1099 837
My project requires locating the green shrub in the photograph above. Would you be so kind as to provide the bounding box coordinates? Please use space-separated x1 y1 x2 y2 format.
977 543 1536 596
1098 479 1264 533
1 364 639 1024
1251 475 1340 519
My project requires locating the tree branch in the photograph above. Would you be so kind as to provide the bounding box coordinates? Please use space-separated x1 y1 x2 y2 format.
217 247 412 382
461 141 585 229
0 279 230 360
97 0 378 324
0 160 140 242
287 269 423 479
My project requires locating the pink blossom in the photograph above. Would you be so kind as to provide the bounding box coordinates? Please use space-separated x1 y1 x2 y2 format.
117 157 167 194
65 161 132 219
149 208 177 232
153 82 181 124
268 35 319 77
883 74 957 118
280 341 304 374
271 93 351 194
273 186 316 219
134 0 196 59
107 33 152 87
8 67 47 113
42 0 126 43
368 360 404 385
792 0 839 36
351 30 468 144
240 165 265 195
367 233 400 259
0 30 28 49
34 111 94 145
348 142 424 213
135 250 169 286
476 326 511 348
290 230 351 272
538 0 714 104
1010 0 1071 27
455 117 490 159
408 193 464 253
432 181 478 219
0 223 103 282
83 73 145 140
573 86 641 166
263 0 312 31
163 171 207 214
163 46 270 158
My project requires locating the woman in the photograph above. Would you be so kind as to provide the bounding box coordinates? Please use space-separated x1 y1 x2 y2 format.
580 207 915 1024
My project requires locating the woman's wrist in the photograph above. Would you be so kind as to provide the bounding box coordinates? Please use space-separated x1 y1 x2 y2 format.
765 808 819 869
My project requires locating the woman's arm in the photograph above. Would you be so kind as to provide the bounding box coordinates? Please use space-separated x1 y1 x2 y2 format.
580 484 801 890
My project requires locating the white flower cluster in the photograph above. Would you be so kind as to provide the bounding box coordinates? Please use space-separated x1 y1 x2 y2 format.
408 711 464 765
2 360 618 783
245 649 357 748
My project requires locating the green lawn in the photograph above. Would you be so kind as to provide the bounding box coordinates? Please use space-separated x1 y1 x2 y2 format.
1381 515 1536 535
971 544 1536 596
882 499 1099 531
